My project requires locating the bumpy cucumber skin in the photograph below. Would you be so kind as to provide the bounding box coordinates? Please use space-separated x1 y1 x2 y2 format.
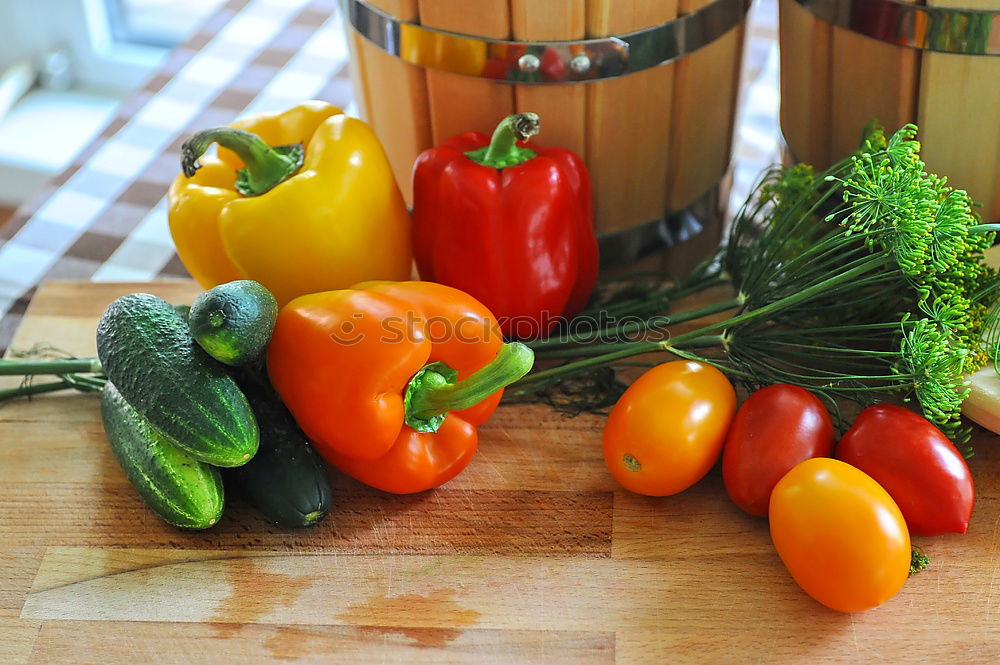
224 374 332 528
100 382 224 529
189 280 278 367
96 293 258 467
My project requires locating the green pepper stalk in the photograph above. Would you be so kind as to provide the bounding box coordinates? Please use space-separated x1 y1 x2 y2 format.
181 128 304 196
404 342 534 432
464 113 540 169
513 125 999 453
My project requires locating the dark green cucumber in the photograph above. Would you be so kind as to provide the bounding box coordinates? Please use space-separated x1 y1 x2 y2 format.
224 373 332 528
189 280 278 366
100 382 224 529
96 292 258 467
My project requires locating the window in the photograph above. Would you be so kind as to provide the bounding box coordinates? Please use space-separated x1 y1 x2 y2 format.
106 0 229 48
0 0 230 94
0 0 224 204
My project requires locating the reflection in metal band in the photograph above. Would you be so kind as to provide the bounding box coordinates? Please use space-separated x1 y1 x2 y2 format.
344 0 752 83
796 0 1000 56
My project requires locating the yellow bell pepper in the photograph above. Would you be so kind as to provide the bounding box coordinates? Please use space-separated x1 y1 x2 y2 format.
167 100 411 306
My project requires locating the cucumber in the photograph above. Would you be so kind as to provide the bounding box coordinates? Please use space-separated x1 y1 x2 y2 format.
96 292 258 467
224 373 332 528
100 382 224 529
189 280 277 366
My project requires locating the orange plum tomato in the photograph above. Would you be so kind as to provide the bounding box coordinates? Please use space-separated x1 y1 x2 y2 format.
602 360 736 496
722 384 835 516
769 458 911 613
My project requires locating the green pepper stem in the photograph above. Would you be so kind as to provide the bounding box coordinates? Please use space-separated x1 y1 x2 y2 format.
404 342 535 432
0 358 102 375
181 127 304 196
465 113 540 169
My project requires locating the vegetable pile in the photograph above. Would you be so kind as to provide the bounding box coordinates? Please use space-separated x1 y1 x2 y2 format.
510 124 992 611
0 103 996 615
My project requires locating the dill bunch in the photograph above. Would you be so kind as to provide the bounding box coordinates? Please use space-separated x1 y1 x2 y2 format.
517 125 998 454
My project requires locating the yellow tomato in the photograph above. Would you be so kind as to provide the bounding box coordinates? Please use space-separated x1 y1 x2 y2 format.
602 360 736 496
769 458 911 612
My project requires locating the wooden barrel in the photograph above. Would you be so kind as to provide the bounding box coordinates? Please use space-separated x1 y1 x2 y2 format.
780 0 1000 222
344 0 749 267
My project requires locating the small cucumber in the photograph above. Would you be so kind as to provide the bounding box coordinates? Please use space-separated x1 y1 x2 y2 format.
96 292 258 467
100 382 224 529
224 373 332 528
189 280 278 366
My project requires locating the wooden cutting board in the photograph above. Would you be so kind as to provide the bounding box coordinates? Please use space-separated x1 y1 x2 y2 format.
1 280 998 665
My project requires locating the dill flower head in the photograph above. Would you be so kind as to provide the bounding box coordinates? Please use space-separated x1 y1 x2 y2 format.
897 317 972 449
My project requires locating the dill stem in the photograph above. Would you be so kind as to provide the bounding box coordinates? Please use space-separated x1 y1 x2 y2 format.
515 255 887 388
572 272 727 322
530 298 740 352
0 374 106 402
0 358 102 375
668 274 729 301
0 380 75 401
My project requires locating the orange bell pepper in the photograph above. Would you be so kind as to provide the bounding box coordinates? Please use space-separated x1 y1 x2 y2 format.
265 281 533 493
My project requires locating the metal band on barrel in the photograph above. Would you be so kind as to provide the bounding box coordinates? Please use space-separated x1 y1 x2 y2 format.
795 0 1000 56
344 0 752 83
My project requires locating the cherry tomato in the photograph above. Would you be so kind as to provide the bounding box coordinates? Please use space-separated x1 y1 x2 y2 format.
769 458 910 613
602 360 736 496
722 384 834 516
836 404 974 536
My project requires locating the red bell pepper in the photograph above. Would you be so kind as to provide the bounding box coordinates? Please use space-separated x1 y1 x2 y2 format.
412 113 598 340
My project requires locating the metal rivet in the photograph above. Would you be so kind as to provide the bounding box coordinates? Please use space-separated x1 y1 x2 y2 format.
569 54 591 74
517 53 540 73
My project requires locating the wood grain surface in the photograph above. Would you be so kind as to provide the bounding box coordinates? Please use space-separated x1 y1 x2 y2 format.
1 280 999 664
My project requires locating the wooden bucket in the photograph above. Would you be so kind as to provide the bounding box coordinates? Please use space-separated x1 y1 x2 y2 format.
344 0 750 268
780 0 1000 222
